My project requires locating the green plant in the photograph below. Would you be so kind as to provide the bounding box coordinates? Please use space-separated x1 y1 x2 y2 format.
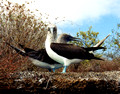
72 26 100 47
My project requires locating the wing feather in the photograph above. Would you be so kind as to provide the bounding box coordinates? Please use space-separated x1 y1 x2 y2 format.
51 43 91 59
50 43 104 60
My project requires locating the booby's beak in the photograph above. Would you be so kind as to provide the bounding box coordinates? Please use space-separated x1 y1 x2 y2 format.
67 35 81 42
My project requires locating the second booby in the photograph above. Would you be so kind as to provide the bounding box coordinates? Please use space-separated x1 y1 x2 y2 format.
57 33 81 43
45 26 105 73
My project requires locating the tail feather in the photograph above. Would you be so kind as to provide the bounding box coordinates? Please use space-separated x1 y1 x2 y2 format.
18 44 25 49
18 44 35 53
6 42 26 56
93 34 110 47
93 57 104 61
83 47 106 52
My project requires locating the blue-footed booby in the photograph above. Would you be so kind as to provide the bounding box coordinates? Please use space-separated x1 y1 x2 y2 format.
6 43 62 72
45 26 105 73
6 24 81 72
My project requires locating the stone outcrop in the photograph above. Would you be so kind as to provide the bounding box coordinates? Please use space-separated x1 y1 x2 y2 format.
0 71 120 94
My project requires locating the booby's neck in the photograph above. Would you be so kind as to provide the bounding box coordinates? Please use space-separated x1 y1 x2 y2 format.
45 32 65 65
45 32 54 47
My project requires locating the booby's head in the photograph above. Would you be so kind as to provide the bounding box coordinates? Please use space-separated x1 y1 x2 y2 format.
47 24 57 41
57 33 81 43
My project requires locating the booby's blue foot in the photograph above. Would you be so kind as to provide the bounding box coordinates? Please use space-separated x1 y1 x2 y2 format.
52 69 55 72
61 66 67 73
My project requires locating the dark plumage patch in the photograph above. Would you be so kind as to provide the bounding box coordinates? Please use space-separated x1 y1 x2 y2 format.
7 43 60 65
51 43 104 60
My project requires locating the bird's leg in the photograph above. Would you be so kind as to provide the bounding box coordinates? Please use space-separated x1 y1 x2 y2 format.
62 66 67 73
48 69 52 72
52 69 55 72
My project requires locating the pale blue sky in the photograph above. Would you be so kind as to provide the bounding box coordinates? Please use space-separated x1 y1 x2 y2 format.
58 14 120 39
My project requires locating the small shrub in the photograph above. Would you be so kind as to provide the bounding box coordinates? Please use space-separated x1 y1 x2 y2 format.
67 59 120 72
0 0 47 78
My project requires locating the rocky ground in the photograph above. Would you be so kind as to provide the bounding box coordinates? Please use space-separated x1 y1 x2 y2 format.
0 71 120 94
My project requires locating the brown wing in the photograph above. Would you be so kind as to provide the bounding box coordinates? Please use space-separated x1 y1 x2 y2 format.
38 49 60 64
50 43 95 59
